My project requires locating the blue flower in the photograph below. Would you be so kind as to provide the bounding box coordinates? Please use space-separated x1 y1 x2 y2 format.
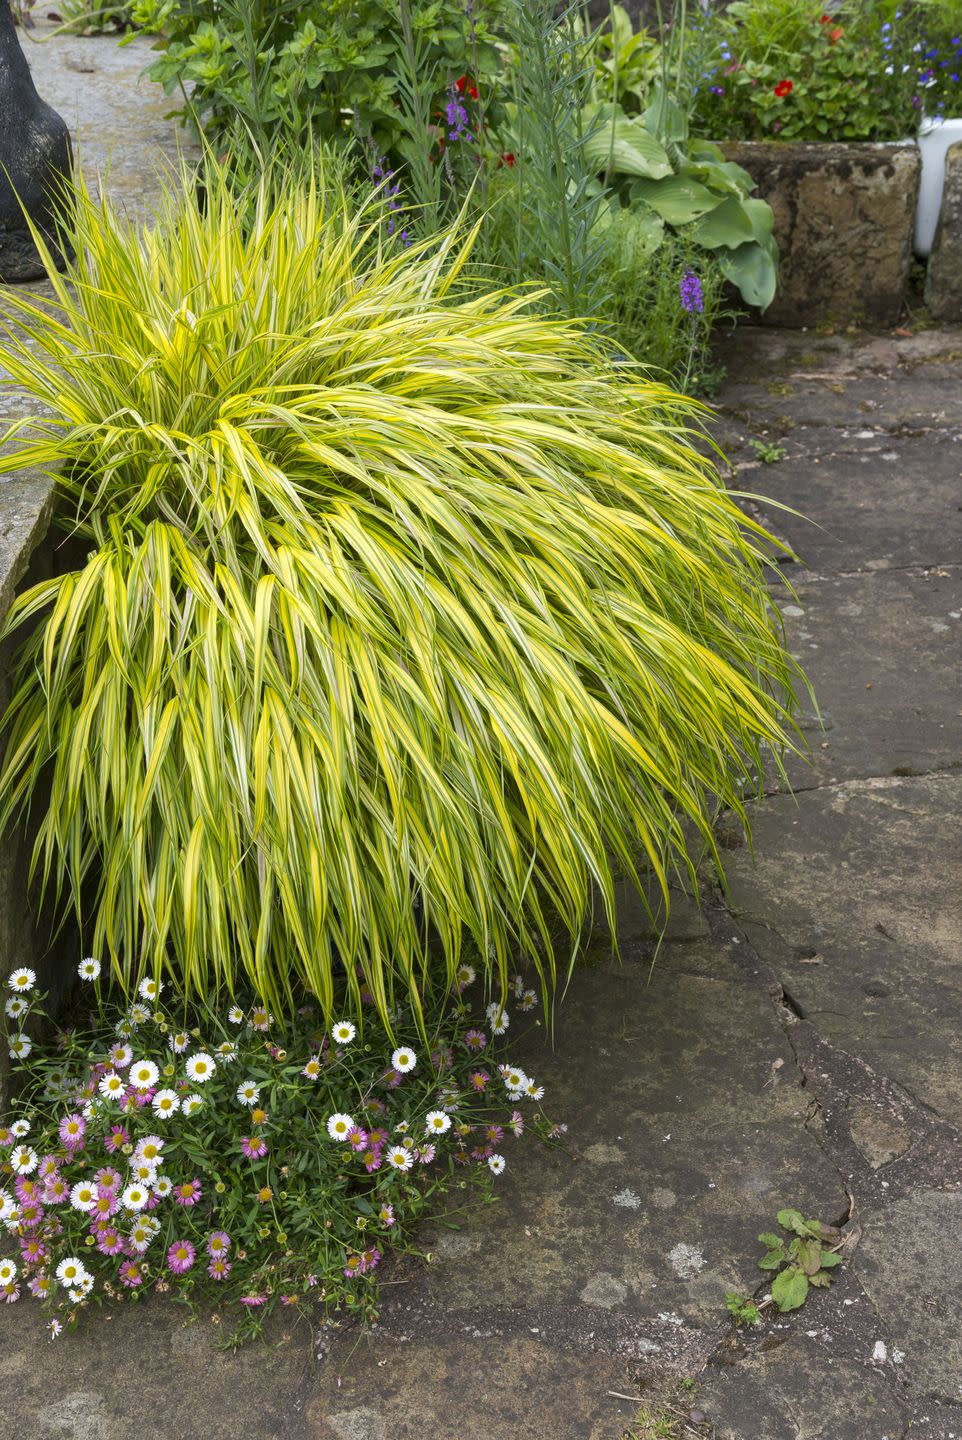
679 271 704 316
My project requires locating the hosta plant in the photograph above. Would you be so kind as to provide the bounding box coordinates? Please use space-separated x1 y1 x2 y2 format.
0 161 801 1022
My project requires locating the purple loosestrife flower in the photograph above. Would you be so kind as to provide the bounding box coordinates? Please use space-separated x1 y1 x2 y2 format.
680 270 705 315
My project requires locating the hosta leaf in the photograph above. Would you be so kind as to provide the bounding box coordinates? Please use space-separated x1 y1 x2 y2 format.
717 239 778 310
582 108 673 179
690 195 757 250
629 174 726 225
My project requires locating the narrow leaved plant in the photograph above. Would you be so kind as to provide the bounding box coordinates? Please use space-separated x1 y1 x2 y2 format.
0 161 801 1023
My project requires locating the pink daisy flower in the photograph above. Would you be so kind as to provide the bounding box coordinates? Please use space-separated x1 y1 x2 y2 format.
378 1203 395 1227
348 1127 368 1153
3 1283 21 1304
464 1029 487 1051
43 1176 68 1204
485 1124 504 1145
417 1144 436 1165
207 1257 231 1281
240 1137 267 1161
37 1155 60 1181
90 1192 118 1220
368 1127 388 1147
206 1230 231 1257
58 1113 86 1150
239 1294 267 1306
173 1179 203 1207
18 1201 44 1230
469 1070 490 1092
29 1274 51 1298
510 1110 525 1138
361 1147 383 1173
14 1177 40 1204
19 1236 46 1264
96 1227 124 1257
361 1246 381 1272
104 1125 129 1154
119 1259 144 1288
167 1239 196 1274
93 1167 122 1192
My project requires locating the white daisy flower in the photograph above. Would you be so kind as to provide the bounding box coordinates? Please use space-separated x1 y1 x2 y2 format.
185 1052 215 1083
182 1094 204 1117
69 1181 97 1212
5 996 27 1019
302 1057 322 1080
128 1218 159 1251
228 1006 244 1025
78 957 101 981
0 1190 15 1222
326 1113 355 1142
98 1072 126 1101
138 977 163 1002
121 1183 150 1212
502 1066 527 1096
129 1059 159 1091
108 1043 133 1069
134 1136 164 1164
331 1020 356 1045
524 1079 545 1101
391 1046 417 1074
152 1088 179 1117
236 1081 260 1107
10 1119 30 1138
168 1032 189 1054
10 1145 37 1174
519 989 538 1012
216 1042 237 1063
127 1004 150 1027
81 1100 97 1120
56 1257 89 1287
486 1001 510 1034
8 967 36 993
154 1175 173 1198
455 963 476 989
425 1110 452 1136
488 1153 506 1175
130 1160 157 1186
9 1033 32 1060
386 1145 414 1171
0 1258 17 1285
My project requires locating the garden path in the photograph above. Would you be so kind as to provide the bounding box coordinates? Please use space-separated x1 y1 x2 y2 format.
1 27 961 1440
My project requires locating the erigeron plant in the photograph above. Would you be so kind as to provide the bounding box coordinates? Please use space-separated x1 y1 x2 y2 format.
1 963 561 1344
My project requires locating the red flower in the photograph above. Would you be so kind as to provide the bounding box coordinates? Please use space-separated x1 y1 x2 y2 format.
456 74 479 100
828 25 843 43
501 151 516 167
818 12 832 22
774 79 794 98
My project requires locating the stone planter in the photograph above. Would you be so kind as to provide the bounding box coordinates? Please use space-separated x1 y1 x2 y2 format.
916 116 962 257
719 141 921 328
926 140 962 322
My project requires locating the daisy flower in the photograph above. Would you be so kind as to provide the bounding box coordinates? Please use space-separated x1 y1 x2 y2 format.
138 977 163 1002
0 1259 16 1286
78 958 101 981
185 1052 215 1083
331 1020 356 1045
7 968 36 993
167 1239 196 1274
107 1042 132 1068
8 1034 32 1060
43 1176 68 1204
302 1057 322 1080
129 1059 159 1091
520 989 538 1012
509 1110 525 1137
250 1007 272 1031
256 1186 273 1204
207 1230 231 1257
525 1078 545 1101
181 1094 204 1117
10 1145 37 1175
469 1070 490 1092
326 1113 355 1143
127 1004 150 1027
488 1154 506 1175
241 1136 267 1160
502 1066 527 1098
96 1226 124 1257
174 1178 203 1207
69 1180 97 1212
455 963 476 990
154 1176 173 1199
98 1072 126 1101
55 1257 89 1287
464 1029 487 1052
216 1042 237 1063
228 1006 244 1025
30 1274 52 1298
0 1190 15 1222
418 1144 436 1165
4 996 27 1019
152 1088 180 1118
208 1257 231 1280
130 1160 158 1186
121 1183 150 1212
425 1110 452 1136
10 1120 30 1139
93 1166 122 1190
391 1046 417 1074
128 1221 156 1253
119 1260 144 1288
236 1081 260 1107
104 1125 130 1153
58 1113 86 1149
386 1145 414 1172
378 1203 395 1227
168 1032 189 1054
488 1008 509 1036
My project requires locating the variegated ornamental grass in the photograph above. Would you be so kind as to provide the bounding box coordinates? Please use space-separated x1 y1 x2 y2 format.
0 163 801 1023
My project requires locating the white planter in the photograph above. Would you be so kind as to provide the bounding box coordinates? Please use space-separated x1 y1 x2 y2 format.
915 116 962 257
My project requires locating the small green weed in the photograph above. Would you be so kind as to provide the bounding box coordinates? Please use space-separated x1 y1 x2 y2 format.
725 1292 761 1326
758 1207 843 1312
749 437 787 464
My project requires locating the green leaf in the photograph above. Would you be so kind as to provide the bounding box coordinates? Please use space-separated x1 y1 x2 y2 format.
758 1249 785 1270
771 1265 810 1312
757 1232 784 1249
776 1208 808 1235
582 107 673 180
628 175 726 226
797 1238 823 1276
641 88 688 143
691 195 756 250
717 239 778 309
819 1250 843 1268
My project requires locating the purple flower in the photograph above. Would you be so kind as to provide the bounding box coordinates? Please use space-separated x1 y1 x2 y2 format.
680 270 705 315
167 1239 196 1274
445 92 473 143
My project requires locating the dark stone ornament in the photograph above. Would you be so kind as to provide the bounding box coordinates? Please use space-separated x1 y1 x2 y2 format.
0 0 73 282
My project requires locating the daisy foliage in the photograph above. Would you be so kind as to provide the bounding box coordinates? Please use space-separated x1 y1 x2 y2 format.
0 965 557 1343
0 158 802 1023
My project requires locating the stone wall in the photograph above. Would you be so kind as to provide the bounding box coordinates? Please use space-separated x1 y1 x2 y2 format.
721 141 921 328
926 141 962 322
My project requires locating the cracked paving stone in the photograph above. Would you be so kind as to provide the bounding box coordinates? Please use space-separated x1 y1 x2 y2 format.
856 1190 962 1401
697 1330 909 1440
724 773 962 1129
